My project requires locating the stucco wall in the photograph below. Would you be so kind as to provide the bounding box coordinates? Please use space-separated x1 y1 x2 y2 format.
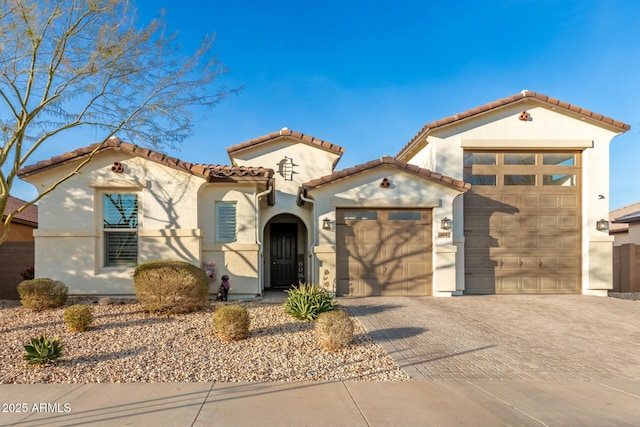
307 165 465 296
230 137 341 194
405 102 623 294
26 151 205 295
198 183 262 296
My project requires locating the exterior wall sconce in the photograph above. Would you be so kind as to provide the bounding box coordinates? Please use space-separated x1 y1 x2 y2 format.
596 219 609 231
322 217 331 230
440 217 452 230
279 156 294 181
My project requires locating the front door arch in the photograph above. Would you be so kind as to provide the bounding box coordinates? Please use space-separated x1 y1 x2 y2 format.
270 223 297 288
265 214 308 289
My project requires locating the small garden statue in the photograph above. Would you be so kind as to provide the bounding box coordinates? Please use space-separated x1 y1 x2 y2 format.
216 275 230 301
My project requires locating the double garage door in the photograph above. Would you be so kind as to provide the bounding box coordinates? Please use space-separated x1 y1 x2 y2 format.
336 209 432 296
464 151 582 294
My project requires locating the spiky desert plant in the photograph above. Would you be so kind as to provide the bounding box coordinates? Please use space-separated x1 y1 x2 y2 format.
63 305 93 332
315 309 355 351
283 283 336 321
16 278 68 311
24 335 63 365
213 305 250 341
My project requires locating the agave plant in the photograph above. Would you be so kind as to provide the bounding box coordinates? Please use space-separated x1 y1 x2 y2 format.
24 335 63 365
283 283 336 321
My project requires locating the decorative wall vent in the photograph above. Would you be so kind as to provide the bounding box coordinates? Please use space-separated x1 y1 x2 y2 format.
111 162 124 173
519 110 531 121
380 177 391 188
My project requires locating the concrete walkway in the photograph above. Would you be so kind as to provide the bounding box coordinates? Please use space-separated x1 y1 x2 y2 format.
2 294 640 426
2 379 640 426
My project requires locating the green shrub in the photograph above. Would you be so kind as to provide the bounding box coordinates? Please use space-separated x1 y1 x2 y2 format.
315 309 354 351
213 305 250 341
16 278 68 311
24 335 63 366
63 305 93 332
134 260 209 314
283 283 336 321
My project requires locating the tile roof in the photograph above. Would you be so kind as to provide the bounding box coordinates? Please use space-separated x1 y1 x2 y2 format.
226 128 345 156
18 137 274 182
609 202 640 233
613 210 640 224
301 156 470 192
396 90 632 160
4 195 38 226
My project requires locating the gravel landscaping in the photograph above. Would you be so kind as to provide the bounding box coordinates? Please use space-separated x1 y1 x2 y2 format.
0 298 409 384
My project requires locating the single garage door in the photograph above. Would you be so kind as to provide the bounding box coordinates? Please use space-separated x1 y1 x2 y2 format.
336 208 432 296
464 151 581 294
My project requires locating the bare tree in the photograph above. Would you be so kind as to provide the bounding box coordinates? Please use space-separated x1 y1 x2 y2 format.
0 0 238 244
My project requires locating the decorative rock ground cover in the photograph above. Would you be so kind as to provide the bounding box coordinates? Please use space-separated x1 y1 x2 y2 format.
0 299 408 384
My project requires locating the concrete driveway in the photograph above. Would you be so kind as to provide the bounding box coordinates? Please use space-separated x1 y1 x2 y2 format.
340 295 640 381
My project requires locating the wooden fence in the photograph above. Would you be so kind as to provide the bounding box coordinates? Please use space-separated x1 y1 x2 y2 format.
613 244 640 292
0 241 34 299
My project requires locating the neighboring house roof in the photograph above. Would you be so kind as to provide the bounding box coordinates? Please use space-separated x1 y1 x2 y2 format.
613 210 640 224
227 128 346 156
18 137 274 182
301 156 471 192
609 202 640 234
396 90 632 161
4 195 38 227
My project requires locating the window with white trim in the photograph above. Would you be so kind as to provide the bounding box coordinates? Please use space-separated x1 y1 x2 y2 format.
216 202 237 242
103 193 138 267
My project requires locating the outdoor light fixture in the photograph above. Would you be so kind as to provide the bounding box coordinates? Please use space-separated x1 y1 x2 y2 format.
279 156 294 181
322 217 331 230
440 217 452 230
596 219 609 232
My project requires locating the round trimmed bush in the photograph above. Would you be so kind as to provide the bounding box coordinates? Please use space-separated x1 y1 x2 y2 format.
315 309 354 351
213 305 250 341
134 260 209 314
63 305 93 332
16 278 68 311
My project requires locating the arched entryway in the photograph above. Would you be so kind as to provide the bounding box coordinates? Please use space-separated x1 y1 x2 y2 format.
264 214 309 289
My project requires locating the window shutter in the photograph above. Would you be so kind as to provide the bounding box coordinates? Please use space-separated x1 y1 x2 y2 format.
216 202 237 242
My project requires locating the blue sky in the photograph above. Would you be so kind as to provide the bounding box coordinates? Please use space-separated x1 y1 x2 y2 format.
14 0 640 209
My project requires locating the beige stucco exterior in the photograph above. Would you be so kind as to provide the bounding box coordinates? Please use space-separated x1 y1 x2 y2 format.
305 164 465 296
19 92 629 298
400 101 625 295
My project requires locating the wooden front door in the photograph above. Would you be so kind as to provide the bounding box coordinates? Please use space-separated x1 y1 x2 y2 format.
270 223 297 288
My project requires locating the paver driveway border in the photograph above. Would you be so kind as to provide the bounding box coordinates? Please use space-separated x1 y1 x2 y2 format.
340 295 640 381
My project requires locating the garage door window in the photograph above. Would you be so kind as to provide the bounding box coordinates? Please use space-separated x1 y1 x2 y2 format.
389 211 421 220
504 174 536 185
464 153 497 185
504 153 535 165
344 211 377 220
543 174 576 186
543 153 575 166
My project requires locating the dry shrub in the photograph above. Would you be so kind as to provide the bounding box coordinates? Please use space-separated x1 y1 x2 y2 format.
134 260 209 314
63 305 93 332
314 309 354 351
16 278 68 311
213 305 250 341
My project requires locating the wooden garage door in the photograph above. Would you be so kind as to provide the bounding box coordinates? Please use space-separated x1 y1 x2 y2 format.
464 152 581 294
336 209 432 296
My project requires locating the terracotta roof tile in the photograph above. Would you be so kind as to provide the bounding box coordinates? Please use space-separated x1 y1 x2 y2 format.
4 195 38 225
226 128 345 156
396 90 631 160
302 157 470 192
18 137 273 182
